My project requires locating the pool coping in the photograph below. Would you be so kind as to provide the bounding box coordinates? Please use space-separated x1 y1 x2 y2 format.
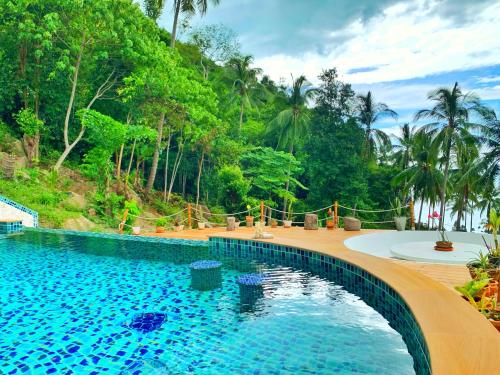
207 230 500 375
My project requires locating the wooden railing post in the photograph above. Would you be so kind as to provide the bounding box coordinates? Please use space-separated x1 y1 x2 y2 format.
187 203 192 228
260 200 264 223
409 199 415 230
334 201 339 228
119 208 129 234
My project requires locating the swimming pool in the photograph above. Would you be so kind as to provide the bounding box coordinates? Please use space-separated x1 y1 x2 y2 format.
0 230 417 374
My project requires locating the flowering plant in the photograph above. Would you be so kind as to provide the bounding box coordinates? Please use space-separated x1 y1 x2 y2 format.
428 211 449 242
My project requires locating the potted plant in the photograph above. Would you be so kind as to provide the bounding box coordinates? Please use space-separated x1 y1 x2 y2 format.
155 218 167 233
487 311 500 332
455 275 491 302
132 226 141 235
195 210 206 230
245 205 254 227
483 279 498 298
326 208 334 230
283 201 293 228
429 211 453 250
270 218 278 228
391 197 407 231
466 251 491 279
486 209 500 266
173 215 184 232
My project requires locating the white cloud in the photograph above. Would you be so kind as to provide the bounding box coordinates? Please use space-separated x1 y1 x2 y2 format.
254 0 500 87
353 83 437 109
472 85 500 100
476 76 500 84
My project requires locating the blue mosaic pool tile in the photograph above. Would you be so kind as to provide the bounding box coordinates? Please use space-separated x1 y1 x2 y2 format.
0 195 38 227
0 221 23 235
209 236 431 375
1 228 422 374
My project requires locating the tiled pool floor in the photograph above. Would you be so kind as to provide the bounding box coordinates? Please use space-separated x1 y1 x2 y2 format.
0 233 414 374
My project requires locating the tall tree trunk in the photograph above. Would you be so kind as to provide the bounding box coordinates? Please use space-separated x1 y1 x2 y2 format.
116 144 124 179
167 141 185 203
145 112 165 195
431 202 436 229
455 192 466 230
239 99 244 134
182 173 187 197
196 150 205 206
163 125 172 201
427 201 431 228
54 34 85 171
438 128 453 230
125 138 136 192
418 196 424 229
470 207 473 232
134 157 141 188
282 144 294 221
170 0 181 48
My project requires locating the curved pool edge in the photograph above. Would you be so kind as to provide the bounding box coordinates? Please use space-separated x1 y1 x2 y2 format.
19 227 500 374
208 230 500 375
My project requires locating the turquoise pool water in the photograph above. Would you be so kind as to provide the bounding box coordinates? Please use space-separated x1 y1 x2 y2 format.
0 232 415 374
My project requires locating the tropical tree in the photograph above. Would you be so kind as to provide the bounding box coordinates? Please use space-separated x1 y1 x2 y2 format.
171 0 221 48
392 131 443 228
269 75 316 153
226 55 263 133
144 0 166 22
414 82 496 229
392 123 418 170
189 23 240 79
268 75 316 216
355 91 397 161
450 138 481 231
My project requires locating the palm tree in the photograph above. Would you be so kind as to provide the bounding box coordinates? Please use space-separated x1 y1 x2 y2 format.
269 75 316 153
393 123 418 170
450 138 480 231
392 131 443 228
226 55 263 133
414 82 495 229
170 0 220 48
144 0 166 22
355 91 397 160
268 75 316 217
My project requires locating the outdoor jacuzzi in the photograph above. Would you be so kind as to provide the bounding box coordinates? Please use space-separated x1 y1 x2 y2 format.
344 230 493 264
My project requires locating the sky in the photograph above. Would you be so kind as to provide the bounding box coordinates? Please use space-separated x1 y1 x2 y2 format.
157 0 500 134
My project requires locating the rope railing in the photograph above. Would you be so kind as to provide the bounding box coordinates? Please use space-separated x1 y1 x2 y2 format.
348 218 395 224
337 204 409 213
118 198 416 233
263 215 304 225
191 205 260 217
127 207 188 220
265 204 333 215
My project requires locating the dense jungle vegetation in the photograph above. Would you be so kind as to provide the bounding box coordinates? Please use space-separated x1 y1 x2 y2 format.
0 0 498 231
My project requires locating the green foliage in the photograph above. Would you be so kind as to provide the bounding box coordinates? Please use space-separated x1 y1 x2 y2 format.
241 147 306 206
0 0 496 232
155 217 168 227
14 108 44 136
216 165 250 214
92 192 123 217
455 275 490 301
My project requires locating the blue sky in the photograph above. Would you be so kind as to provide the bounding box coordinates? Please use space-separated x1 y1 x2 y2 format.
156 0 500 134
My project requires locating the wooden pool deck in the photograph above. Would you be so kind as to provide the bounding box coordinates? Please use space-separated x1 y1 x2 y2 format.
143 227 470 289
143 226 500 374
